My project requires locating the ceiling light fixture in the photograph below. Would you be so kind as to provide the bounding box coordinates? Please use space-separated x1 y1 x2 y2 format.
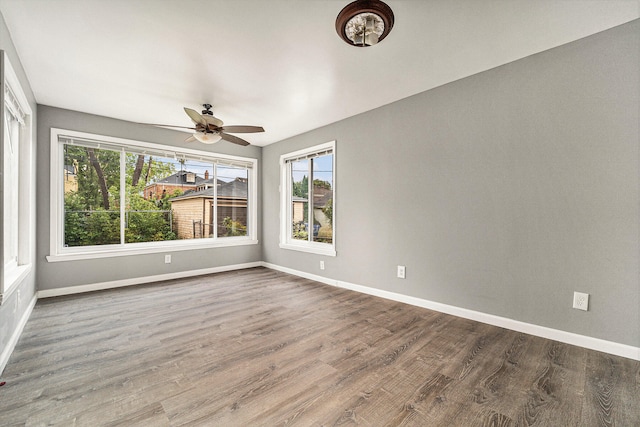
194 132 222 144
336 0 394 47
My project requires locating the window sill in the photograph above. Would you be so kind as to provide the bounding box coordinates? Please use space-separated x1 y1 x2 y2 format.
279 242 336 257
1 264 32 304
47 238 258 263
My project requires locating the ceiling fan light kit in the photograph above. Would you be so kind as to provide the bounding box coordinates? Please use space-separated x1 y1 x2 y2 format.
336 0 394 47
193 132 222 144
142 104 264 146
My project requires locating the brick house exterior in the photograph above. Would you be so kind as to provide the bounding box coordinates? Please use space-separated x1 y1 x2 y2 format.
143 170 207 200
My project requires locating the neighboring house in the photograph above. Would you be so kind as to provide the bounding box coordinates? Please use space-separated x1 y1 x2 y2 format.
63 163 78 194
195 170 225 192
169 178 248 239
312 187 332 228
291 187 333 240
292 196 306 224
292 187 332 226
143 170 206 200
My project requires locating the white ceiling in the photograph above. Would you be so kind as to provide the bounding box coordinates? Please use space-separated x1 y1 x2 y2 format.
1 0 638 146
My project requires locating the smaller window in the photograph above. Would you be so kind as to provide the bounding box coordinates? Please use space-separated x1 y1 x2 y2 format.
280 141 335 256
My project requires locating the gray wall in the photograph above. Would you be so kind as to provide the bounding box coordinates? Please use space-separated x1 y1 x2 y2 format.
0 12 37 361
36 106 262 291
263 21 639 347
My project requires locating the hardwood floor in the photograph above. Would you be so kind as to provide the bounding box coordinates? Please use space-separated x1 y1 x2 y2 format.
1 267 638 426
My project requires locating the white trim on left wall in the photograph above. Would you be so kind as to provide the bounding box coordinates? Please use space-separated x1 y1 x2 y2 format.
0 294 37 375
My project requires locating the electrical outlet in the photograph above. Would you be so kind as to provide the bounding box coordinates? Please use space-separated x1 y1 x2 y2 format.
164 254 171 264
573 291 589 311
320 261 325 270
397 265 406 279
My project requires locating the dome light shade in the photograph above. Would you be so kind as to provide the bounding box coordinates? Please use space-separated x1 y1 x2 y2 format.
194 132 222 144
336 0 394 47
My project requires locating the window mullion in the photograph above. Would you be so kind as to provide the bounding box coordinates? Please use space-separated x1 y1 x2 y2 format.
286 162 293 240
213 164 218 239
308 158 314 242
120 148 126 245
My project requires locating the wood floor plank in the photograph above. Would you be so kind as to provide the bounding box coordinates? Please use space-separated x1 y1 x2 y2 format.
1 267 638 426
581 351 640 427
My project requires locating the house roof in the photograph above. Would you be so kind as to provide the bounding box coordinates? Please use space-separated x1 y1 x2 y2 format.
314 190 333 209
151 171 204 186
169 178 248 202
290 188 332 208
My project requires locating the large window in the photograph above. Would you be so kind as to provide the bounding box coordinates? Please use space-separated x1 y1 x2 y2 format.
49 129 257 261
280 141 335 256
2 52 33 302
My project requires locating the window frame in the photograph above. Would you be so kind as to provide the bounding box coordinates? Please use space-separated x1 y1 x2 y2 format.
279 140 336 257
48 128 258 262
1 52 34 303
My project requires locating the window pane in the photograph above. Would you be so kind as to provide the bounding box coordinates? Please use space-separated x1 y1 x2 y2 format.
63 145 121 246
3 110 20 268
217 165 249 237
159 158 214 240
312 154 333 243
291 159 309 241
125 153 178 243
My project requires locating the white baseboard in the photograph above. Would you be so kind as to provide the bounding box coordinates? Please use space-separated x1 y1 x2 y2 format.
0 294 37 375
262 262 640 361
37 262 263 299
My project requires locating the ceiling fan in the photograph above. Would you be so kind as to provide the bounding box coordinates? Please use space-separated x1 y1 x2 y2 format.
144 104 264 146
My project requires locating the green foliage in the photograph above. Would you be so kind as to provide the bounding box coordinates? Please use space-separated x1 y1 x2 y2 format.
316 226 333 244
313 179 331 190
64 145 178 246
124 194 176 243
126 154 176 190
221 217 247 237
292 175 308 198
64 191 120 246
65 145 120 210
292 221 308 240
155 189 183 210
322 198 333 224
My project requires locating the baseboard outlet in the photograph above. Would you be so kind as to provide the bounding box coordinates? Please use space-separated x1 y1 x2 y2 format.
0 294 37 375
261 262 640 361
38 262 263 299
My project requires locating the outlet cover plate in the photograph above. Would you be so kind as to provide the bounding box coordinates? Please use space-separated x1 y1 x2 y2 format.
397 265 406 279
573 291 589 311
164 254 171 264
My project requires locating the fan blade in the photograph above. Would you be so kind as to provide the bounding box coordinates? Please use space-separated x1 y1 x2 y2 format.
185 135 197 143
184 107 206 126
220 132 250 146
221 125 265 133
202 115 224 128
137 122 197 131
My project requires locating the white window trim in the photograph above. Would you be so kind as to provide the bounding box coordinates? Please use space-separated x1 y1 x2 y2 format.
1 52 34 304
279 140 336 257
48 128 258 263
